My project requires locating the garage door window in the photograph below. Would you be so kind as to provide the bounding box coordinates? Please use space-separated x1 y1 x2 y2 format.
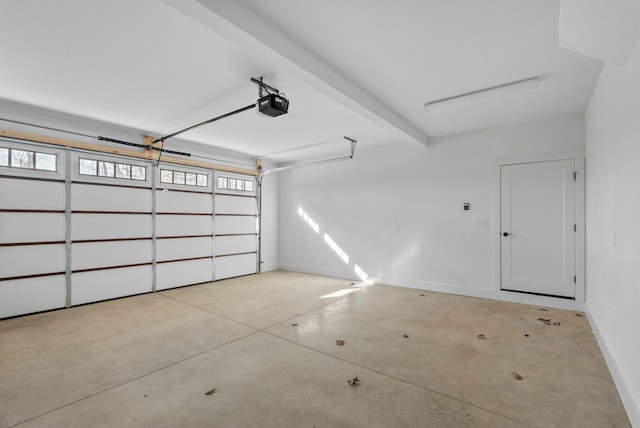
216 176 254 192
160 168 208 188
0 146 57 171
79 158 146 181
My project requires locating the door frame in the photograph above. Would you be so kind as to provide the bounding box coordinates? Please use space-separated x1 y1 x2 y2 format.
493 151 585 309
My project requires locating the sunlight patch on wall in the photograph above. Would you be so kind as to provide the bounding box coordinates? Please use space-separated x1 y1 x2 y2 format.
354 264 372 284
324 233 349 264
295 206 373 296
298 206 319 233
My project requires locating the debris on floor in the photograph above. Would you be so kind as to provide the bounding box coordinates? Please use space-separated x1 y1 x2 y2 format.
576 313 584 317
348 376 360 386
292 323 298 326
524 334 530 337
419 293 426 297
350 282 355 285
477 334 486 339
403 334 409 338
205 388 217 396
538 308 549 311
537 317 561 326
336 340 345 346
512 371 523 380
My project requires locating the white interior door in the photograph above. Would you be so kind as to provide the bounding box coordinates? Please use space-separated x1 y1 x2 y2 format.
500 159 575 298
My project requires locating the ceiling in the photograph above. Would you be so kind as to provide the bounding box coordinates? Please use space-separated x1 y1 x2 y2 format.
0 0 602 162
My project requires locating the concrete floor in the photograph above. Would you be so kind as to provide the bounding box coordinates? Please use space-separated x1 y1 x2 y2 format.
0 271 629 427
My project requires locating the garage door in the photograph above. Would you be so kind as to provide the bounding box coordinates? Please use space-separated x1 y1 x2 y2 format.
214 173 258 280
0 141 67 318
156 165 213 290
69 152 154 305
1 140 258 319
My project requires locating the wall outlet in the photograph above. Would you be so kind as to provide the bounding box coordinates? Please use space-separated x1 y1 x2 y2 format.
477 219 489 228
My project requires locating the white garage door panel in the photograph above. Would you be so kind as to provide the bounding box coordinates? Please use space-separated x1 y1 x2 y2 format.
215 235 257 255
0 245 65 278
72 240 153 270
215 253 256 280
0 179 65 210
72 214 152 240
71 265 152 305
157 191 212 214
0 275 66 319
214 195 256 215
156 259 213 290
156 237 212 262
0 213 65 243
71 184 151 212
215 216 256 235
156 215 212 237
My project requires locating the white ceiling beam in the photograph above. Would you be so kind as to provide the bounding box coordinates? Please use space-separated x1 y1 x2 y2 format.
162 0 430 147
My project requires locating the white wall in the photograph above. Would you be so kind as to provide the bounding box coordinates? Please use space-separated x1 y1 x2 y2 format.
585 41 640 425
279 114 584 299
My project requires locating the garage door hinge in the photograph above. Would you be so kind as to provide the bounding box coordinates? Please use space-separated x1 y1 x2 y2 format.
574 275 577 283
573 172 577 180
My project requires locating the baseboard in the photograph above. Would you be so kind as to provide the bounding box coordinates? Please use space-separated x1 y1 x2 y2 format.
278 264 357 281
395 277 495 298
259 264 280 273
584 303 639 427
390 277 583 311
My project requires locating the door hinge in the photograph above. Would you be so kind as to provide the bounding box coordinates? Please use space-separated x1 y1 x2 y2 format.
574 275 577 284
573 172 577 181
574 224 577 232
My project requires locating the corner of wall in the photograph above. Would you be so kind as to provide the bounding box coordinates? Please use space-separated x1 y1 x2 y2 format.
584 304 640 426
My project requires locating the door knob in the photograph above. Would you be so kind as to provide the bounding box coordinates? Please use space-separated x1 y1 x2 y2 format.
502 232 511 237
